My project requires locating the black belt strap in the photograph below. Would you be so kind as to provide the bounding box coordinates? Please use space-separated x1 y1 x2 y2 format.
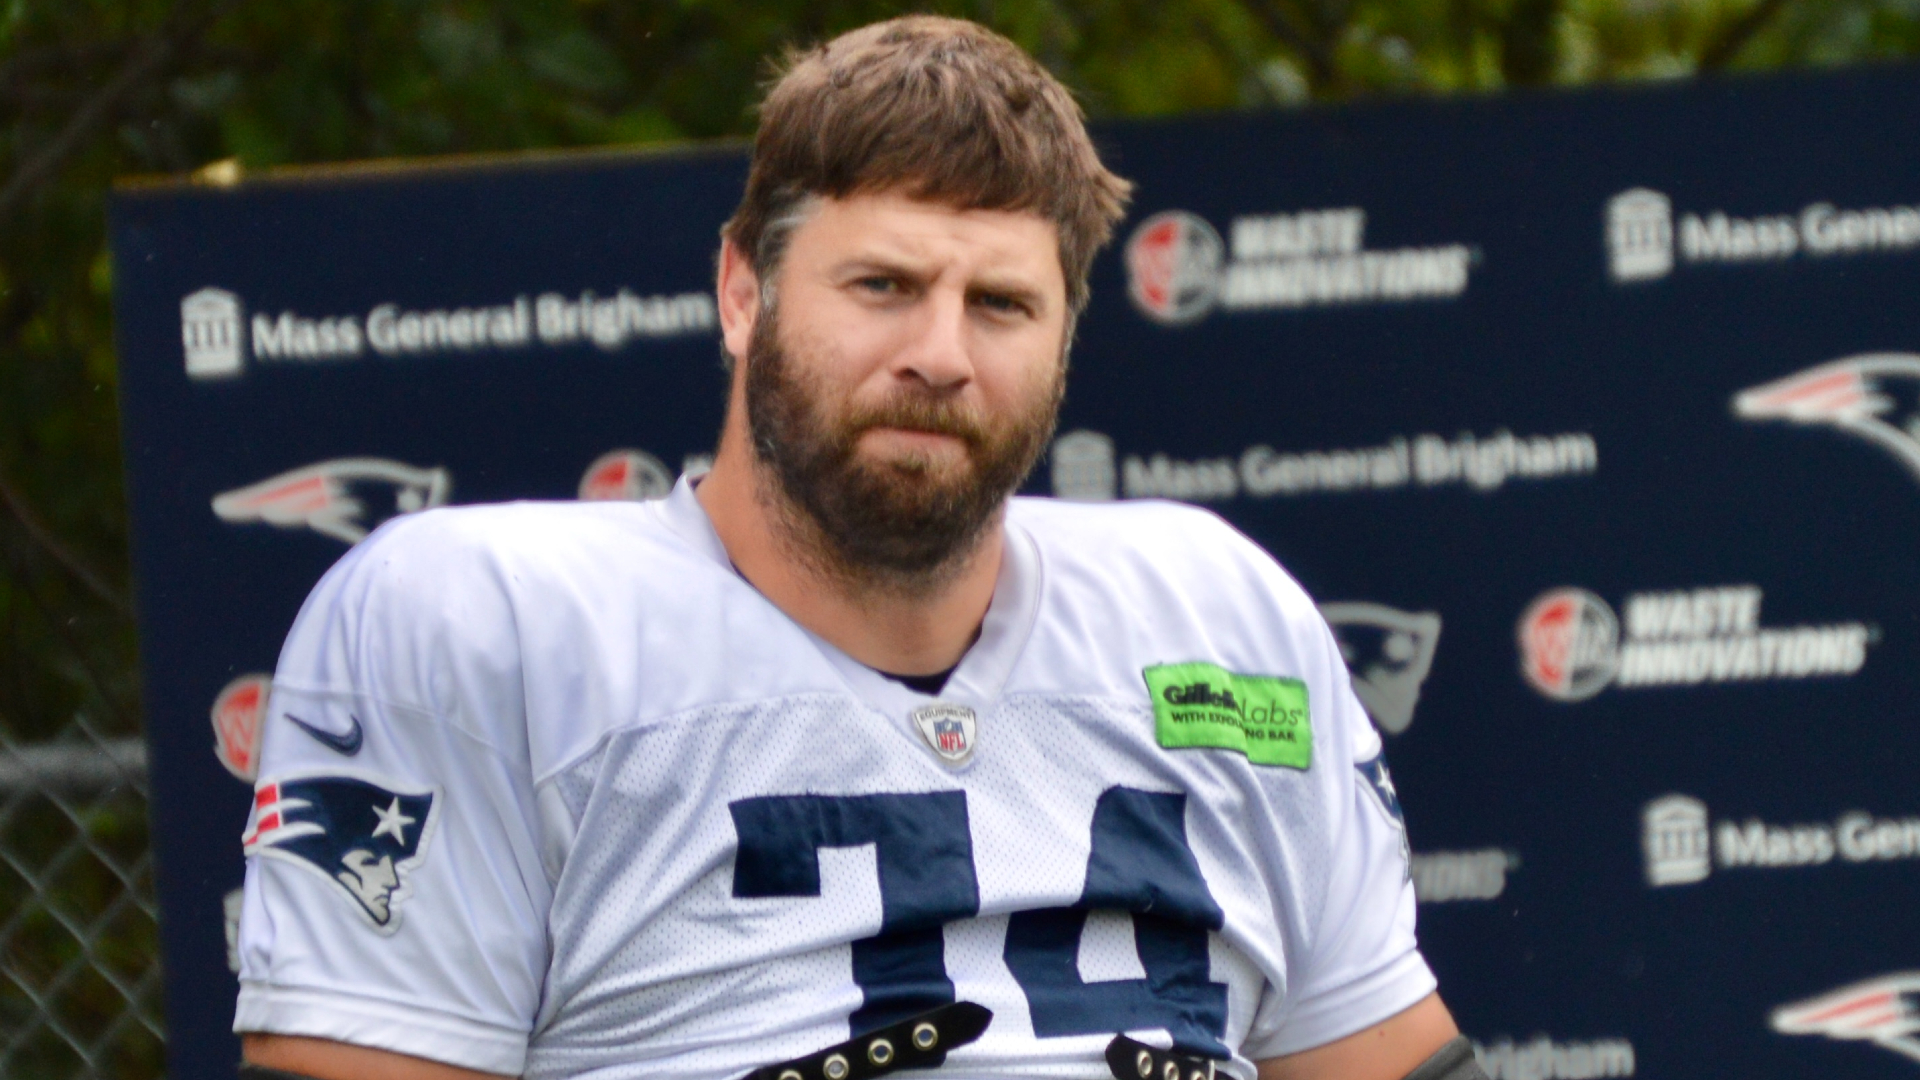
1402 1036 1490 1080
742 1002 994 1080
1104 1034 1220 1080
1099 1033 1490 1080
238 1065 330 1080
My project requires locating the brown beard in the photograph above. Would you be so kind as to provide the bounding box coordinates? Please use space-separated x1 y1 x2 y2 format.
744 306 1063 594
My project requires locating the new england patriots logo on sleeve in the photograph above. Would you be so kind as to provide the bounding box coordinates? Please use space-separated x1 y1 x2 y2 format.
1356 754 1404 825
1357 754 1411 879
241 771 439 932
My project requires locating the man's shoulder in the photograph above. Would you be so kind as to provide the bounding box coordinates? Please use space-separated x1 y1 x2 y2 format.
312 497 719 627
278 497 739 722
1009 495 1286 580
356 498 692 572
1003 498 1342 716
1011 493 1235 537
1008 495 1319 627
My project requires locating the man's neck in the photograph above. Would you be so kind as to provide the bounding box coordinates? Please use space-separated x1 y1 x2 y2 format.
694 437 1003 677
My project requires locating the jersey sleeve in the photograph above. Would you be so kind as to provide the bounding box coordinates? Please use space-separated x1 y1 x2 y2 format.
1241 608 1436 1061
233 511 554 1076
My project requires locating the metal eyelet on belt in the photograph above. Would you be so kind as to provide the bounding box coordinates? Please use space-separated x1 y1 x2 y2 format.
740 1001 993 1080
1105 1034 1220 1080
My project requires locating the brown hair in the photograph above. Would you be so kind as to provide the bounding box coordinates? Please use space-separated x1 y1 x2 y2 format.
723 15 1132 315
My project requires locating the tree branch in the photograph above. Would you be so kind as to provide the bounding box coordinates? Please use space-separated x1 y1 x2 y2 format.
0 35 175 220
1698 0 1792 72
4 537 134 733
0 0 241 222
0 465 131 617
0 38 144 100
0 283 124 615
1240 0 1340 92
1501 0 1561 86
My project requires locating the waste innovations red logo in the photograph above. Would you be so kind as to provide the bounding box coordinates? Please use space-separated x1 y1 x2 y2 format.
1735 353 1920 484
1517 588 1619 702
211 673 272 782
1772 973 1920 1065
1124 210 1224 326
1519 583 1870 699
578 449 673 501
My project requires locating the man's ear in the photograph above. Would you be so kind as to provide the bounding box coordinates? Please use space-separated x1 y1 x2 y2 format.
717 237 760 366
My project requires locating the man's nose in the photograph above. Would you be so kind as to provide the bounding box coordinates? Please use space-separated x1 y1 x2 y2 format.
893 287 974 390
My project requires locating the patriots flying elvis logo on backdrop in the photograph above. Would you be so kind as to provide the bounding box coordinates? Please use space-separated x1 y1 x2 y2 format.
1772 972 1920 1064
1320 602 1442 736
1734 353 1920 485
211 457 450 545
242 771 438 931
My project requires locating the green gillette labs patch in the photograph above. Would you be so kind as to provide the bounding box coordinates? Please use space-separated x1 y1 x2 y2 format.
1143 662 1311 769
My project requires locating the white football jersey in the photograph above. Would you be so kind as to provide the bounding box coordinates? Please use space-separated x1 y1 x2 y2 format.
235 479 1433 1079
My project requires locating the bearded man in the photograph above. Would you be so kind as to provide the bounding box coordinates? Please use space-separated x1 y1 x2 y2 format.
235 15 1483 1080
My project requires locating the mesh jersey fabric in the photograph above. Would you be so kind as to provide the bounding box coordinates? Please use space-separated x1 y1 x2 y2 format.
234 478 1433 1079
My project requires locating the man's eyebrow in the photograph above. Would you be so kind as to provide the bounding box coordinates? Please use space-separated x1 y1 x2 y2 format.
829 256 934 280
966 275 1048 308
829 256 1051 307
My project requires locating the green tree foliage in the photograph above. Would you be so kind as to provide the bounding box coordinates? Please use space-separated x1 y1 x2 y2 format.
0 1 1915 1075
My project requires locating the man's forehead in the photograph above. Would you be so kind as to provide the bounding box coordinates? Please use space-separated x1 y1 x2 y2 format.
796 192 1061 275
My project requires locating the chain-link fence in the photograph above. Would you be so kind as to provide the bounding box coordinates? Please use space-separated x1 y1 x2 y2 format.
0 720 164 1080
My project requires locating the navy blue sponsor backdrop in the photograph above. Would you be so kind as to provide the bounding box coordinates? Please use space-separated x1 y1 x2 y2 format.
113 67 1920 1080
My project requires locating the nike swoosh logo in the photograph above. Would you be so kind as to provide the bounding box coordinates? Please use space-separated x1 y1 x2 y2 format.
285 712 364 755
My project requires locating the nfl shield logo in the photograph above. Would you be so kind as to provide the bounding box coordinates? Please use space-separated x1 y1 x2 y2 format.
911 703 978 766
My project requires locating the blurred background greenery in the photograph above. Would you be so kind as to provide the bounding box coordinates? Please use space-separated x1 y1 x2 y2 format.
1 0 1916 1076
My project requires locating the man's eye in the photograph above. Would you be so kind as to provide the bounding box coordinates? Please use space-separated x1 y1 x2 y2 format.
976 293 1026 315
856 277 899 295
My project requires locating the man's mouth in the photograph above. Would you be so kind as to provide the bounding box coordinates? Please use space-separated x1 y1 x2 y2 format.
872 424 960 439
860 427 970 455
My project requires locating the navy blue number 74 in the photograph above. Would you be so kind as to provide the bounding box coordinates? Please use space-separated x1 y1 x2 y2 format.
730 786 1229 1055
